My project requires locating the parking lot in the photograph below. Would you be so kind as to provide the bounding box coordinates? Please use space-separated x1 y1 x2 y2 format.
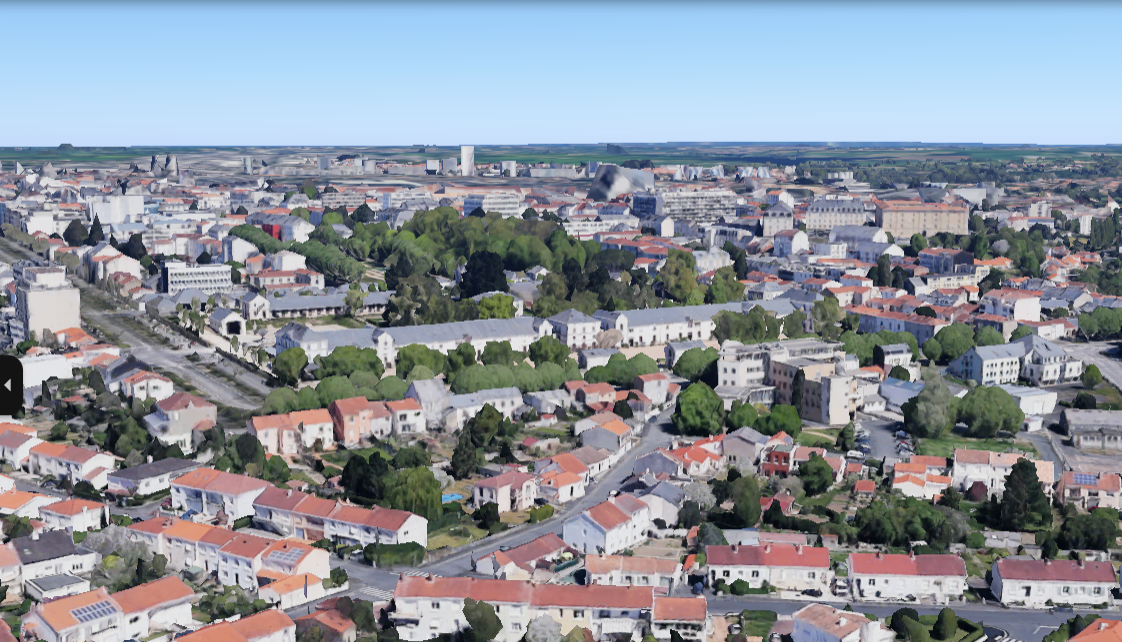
853 412 911 462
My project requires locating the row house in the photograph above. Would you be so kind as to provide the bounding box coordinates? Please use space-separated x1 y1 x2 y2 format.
705 543 831 593
650 597 710 642
28 442 116 489
106 457 201 498
847 552 967 603
251 486 428 547
248 408 336 456
548 309 602 349
579 419 633 455
247 269 326 291
8 530 98 595
981 288 1042 322
585 554 684 593
21 576 195 642
170 467 271 521
474 533 578 580
219 535 330 592
176 609 295 642
38 499 109 533
0 489 60 519
891 472 951 501
393 576 661 642
0 424 42 470
992 557 1116 608
563 494 651 555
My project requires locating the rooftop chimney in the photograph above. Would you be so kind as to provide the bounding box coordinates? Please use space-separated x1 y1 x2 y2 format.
731 544 739 554
795 545 802 555
764 545 771 554
1101 623 1109 631
909 550 915 560
427 573 435 582
876 551 882 560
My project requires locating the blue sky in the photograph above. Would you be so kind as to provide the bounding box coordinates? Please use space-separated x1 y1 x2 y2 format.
4 2 1120 146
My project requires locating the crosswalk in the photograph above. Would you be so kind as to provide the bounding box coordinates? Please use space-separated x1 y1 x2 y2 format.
403 570 430 577
358 586 394 601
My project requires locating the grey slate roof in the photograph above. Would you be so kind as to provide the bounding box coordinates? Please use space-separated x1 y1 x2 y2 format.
549 309 599 326
374 317 547 347
25 574 87 592
594 300 793 328
107 457 201 482
13 530 81 565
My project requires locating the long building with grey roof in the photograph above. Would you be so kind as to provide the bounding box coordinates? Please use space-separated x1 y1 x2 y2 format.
593 300 795 347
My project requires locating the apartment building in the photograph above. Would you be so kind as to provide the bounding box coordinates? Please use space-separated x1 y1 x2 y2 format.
632 189 740 223
593 300 794 348
393 576 656 642
27 443 116 489
250 487 427 547
949 333 1082 386
548 309 602 349
805 199 870 231
874 200 969 238
991 558 1116 607
14 265 80 342
472 472 537 513
951 448 1053 499
847 552 966 603
159 260 233 296
368 317 552 365
464 192 522 218
981 288 1042 322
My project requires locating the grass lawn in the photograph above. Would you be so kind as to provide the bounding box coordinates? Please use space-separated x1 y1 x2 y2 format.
797 430 838 448
738 611 778 638
427 523 488 550
917 434 1037 458
799 489 839 508
1093 381 1122 410
962 548 1009 578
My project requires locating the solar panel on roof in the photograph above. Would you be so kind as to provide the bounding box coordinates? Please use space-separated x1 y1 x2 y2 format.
267 548 304 565
71 600 118 623
1073 472 1098 486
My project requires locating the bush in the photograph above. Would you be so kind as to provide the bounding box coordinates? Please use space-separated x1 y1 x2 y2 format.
730 579 752 596
232 516 253 530
528 505 554 523
110 514 132 527
362 542 426 567
966 532 985 548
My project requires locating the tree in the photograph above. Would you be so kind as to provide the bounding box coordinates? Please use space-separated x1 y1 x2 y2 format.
1083 364 1103 389
934 608 957 641
678 501 703 528
957 385 1024 438
344 288 366 317
800 453 834 496
931 323 975 363
726 400 758 430
753 404 801 437
811 297 843 340
672 347 718 384
731 476 761 526
836 422 856 451
1010 325 1035 342
463 598 503 642
999 459 1052 531
461 251 509 298
910 233 928 255
612 399 634 419
450 427 480 479
474 503 501 529
196 251 212 264
974 326 1004 347
383 466 442 520
526 615 563 642
890 609 920 637
274 348 308 385
791 369 805 416
63 219 88 246
49 421 68 441
902 368 958 439
529 335 568 366
706 266 746 304
888 365 911 381
782 310 807 339
914 306 937 318
659 250 699 302
938 487 962 510
84 215 104 245
1074 391 1098 409
671 383 725 436
478 293 516 319
922 338 942 362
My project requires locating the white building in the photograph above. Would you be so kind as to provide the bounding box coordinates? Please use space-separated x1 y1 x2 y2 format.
14 265 81 342
38 499 110 533
562 493 651 555
464 193 521 218
951 448 1053 498
847 552 967 603
171 467 270 521
160 260 233 296
548 309 601 349
21 576 195 642
773 230 809 258
105 458 201 497
705 544 831 593
991 558 1116 607
792 604 895 642
472 471 537 513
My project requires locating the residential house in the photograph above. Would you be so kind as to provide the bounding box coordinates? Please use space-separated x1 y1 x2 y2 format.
20 576 195 642
0 490 60 519
705 544 831 593
38 499 109 533
144 392 217 454
0 425 43 470
392 576 655 642
792 604 895 642
174 609 296 642
722 426 771 471
633 373 670 406
562 494 651 555
537 470 586 505
120 371 174 402
847 552 967 603
248 409 336 456
472 472 538 513
981 288 1042 322
650 597 710 642
11 530 98 594
891 472 951 501
579 419 633 455
405 379 451 429
259 573 327 609
951 449 1053 499
473 533 578 580
27 443 116 489
322 504 429 549
991 558 1116 607
295 610 356 642
106 458 202 498
329 396 391 446
585 554 683 593
170 467 271 522
549 309 602 349
1055 471 1122 510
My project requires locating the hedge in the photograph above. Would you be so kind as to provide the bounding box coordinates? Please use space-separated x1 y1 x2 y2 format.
363 542 426 568
528 505 554 523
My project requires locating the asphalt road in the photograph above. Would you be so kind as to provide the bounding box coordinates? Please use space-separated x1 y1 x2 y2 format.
1064 340 1122 390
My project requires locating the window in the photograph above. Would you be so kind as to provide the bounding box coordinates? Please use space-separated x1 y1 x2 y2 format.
513 624 522 632
1062 586 1070 595
751 571 759 578
432 602 440 609
573 610 584 618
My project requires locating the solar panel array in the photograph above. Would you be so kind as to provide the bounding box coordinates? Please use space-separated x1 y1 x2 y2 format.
267 548 304 565
71 601 118 623
1073 472 1098 486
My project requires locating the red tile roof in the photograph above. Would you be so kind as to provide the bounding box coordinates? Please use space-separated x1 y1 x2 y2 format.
705 544 830 568
995 558 1116 583
848 552 966 577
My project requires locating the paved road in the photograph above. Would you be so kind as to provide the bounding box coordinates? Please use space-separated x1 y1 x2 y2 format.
1062 340 1122 391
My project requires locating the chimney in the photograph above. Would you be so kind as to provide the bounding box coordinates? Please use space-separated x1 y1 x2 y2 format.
909 550 915 560
838 618 848 628
427 573 435 582
731 545 739 554
764 545 771 554
286 489 293 497
1078 558 1086 568
876 551 882 560
147 455 153 464
795 545 802 555
31 532 39 541
1045 558 1052 565
1101 623 1109 631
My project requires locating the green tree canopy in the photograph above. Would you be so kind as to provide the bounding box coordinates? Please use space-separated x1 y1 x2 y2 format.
902 367 959 439
671 383 726 436
958 385 1024 438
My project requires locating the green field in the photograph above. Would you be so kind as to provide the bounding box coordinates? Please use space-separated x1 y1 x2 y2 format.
916 434 1037 458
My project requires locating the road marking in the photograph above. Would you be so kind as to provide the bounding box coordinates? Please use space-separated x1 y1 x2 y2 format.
403 570 431 577
358 587 394 601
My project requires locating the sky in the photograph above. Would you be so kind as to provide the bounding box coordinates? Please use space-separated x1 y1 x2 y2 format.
4 1 1121 146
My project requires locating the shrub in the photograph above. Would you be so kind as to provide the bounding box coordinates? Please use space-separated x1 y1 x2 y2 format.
729 579 752 596
528 505 554 523
362 542 425 567
966 532 985 548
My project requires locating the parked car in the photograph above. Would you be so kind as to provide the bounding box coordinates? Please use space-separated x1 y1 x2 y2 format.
858 444 872 453
801 589 823 597
846 450 865 461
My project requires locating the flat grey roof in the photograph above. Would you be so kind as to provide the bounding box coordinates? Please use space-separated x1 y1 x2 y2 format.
26 573 87 591
107 457 201 482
